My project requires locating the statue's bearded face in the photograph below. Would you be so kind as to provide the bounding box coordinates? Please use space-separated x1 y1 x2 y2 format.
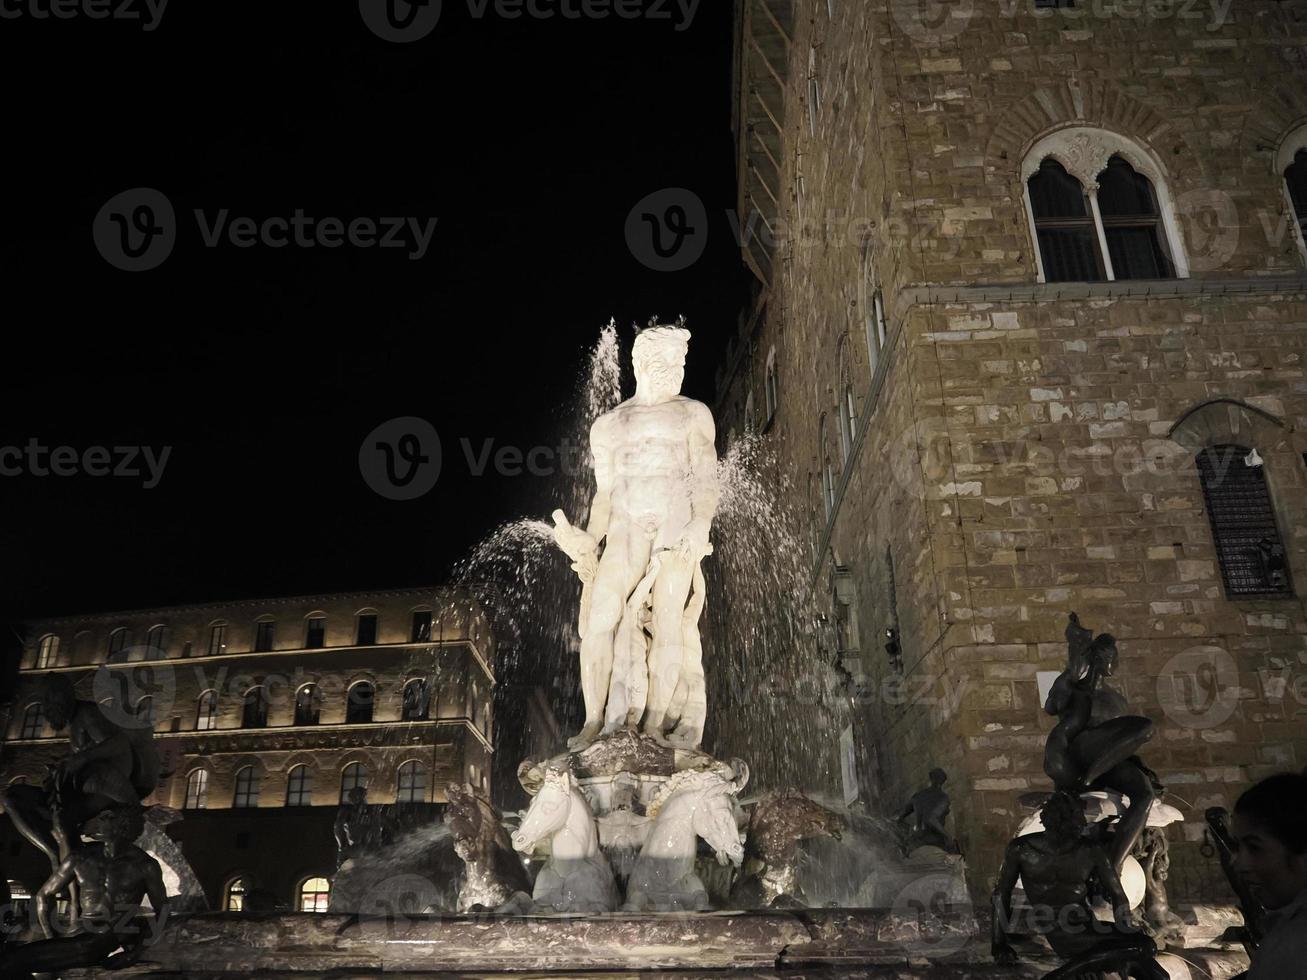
632 327 689 397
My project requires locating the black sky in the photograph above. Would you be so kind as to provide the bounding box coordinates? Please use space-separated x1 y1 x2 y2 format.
0 0 752 667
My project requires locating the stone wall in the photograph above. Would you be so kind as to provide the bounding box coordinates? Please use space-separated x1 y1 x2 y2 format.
714 0 1307 899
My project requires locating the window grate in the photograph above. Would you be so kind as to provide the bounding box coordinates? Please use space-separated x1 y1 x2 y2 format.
1197 446 1293 598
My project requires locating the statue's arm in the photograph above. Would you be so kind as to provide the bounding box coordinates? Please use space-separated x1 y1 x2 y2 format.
67 714 133 771
1091 844 1134 927
682 402 719 552
36 856 76 939
991 841 1022 963
142 858 170 941
585 416 615 544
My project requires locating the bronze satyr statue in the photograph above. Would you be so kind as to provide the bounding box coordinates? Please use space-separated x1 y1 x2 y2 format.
896 768 959 855
992 791 1166 979
2 673 160 875
729 791 844 909
1132 827 1185 948
444 783 532 912
1043 613 1159 872
0 804 168 980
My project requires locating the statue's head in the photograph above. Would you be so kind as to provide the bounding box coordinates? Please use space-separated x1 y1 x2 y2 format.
36 673 77 730
929 768 948 787
88 803 145 847
632 324 689 399
1087 634 1118 676
1040 791 1086 843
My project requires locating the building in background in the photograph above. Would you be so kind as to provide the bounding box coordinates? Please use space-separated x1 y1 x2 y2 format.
713 0 1307 899
0 586 494 912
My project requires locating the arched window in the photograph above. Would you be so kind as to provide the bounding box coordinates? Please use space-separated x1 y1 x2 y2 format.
254 617 275 652
304 615 327 650
286 764 313 806
402 679 429 721
764 347 778 425
818 415 836 518
241 688 268 729
1196 445 1293 598
1282 142 1307 264
298 876 331 912
144 625 168 660
196 690 218 731
396 760 427 803
20 704 44 740
345 682 374 724
355 610 379 646
36 635 59 669
135 696 155 728
107 628 132 662
294 684 321 726
224 876 248 911
207 622 227 657
1022 128 1185 283
233 766 260 808
744 390 756 433
837 341 856 463
861 250 887 375
1095 155 1173 279
340 762 368 802
185 769 209 809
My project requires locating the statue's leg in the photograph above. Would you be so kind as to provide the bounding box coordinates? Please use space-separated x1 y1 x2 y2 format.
1041 933 1163 980
644 556 696 738
574 521 648 748
1100 759 1157 872
0 784 60 868
0 930 122 980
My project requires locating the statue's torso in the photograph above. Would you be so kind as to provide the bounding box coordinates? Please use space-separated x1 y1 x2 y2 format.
76 845 150 918
596 396 708 534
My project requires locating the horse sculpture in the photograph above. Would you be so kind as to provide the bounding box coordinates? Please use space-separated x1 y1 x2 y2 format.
730 790 844 908
445 782 533 912
511 766 618 913
622 763 747 912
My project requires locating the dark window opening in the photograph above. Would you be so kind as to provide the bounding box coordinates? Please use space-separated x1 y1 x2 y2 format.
1286 149 1307 245
1197 445 1294 598
346 682 375 724
402 680 430 721
356 614 378 646
410 611 433 643
1028 158 1105 282
254 622 274 652
242 688 268 729
305 617 326 649
294 685 321 726
1096 155 1173 280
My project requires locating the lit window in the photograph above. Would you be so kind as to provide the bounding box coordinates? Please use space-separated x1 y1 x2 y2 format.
225 877 247 911
340 762 368 802
36 635 59 669
396 761 427 803
286 765 313 806
208 624 227 657
185 770 209 810
305 617 326 649
294 685 320 726
233 766 260 808
196 690 218 731
346 682 374 724
298 877 330 912
20 704 44 740
1196 445 1293 598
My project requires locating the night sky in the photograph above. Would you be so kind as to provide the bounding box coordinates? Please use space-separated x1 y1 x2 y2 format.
0 0 753 689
